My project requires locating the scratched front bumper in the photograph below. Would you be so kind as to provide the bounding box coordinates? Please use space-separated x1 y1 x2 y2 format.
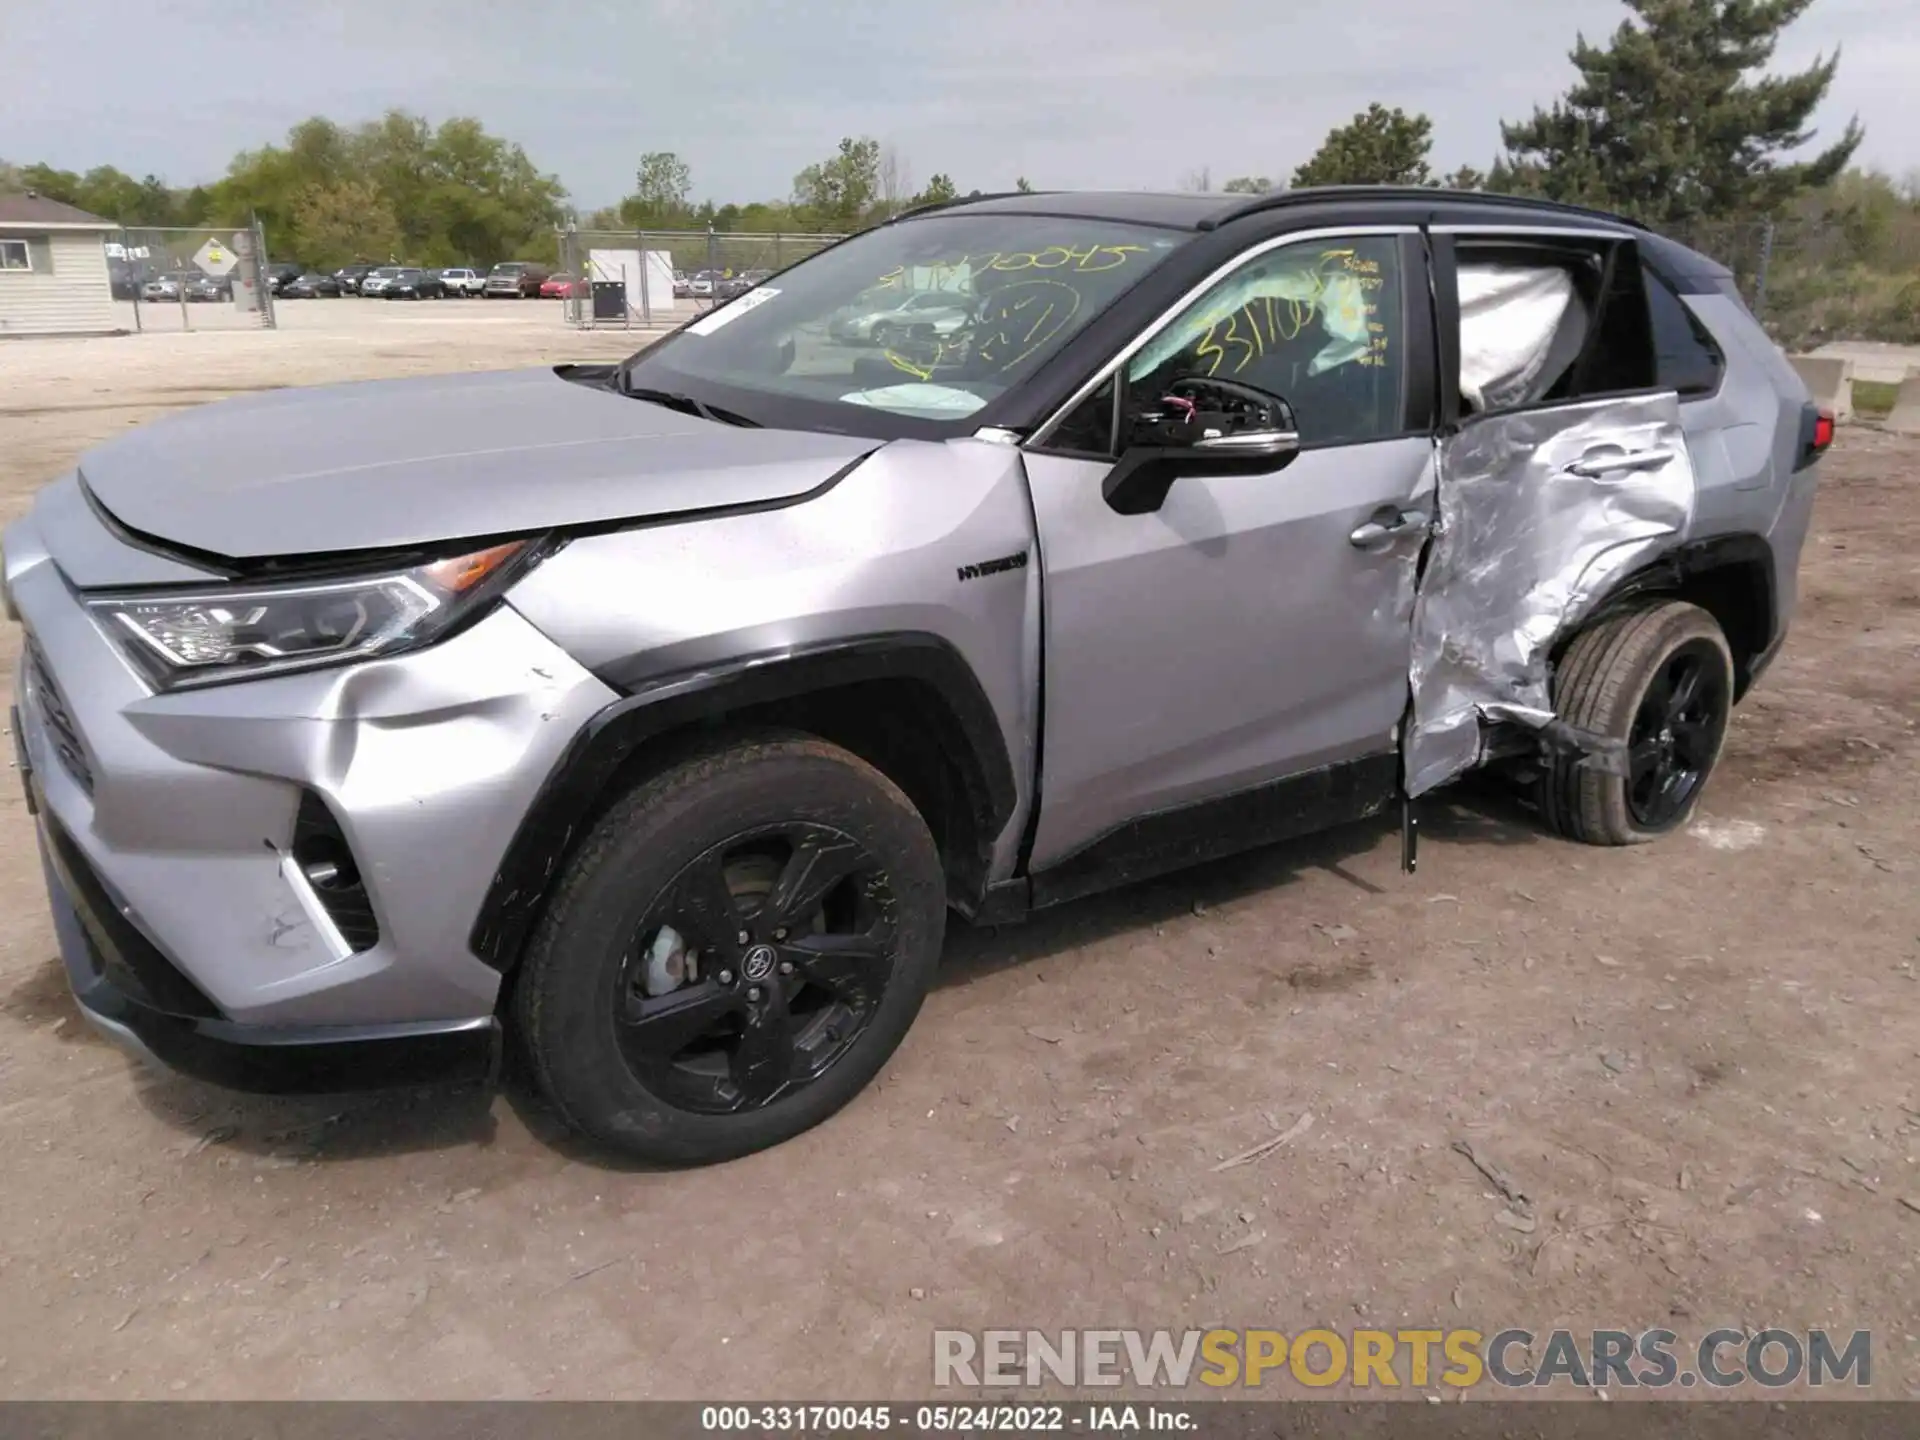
29 782 498 1094
5 502 619 1031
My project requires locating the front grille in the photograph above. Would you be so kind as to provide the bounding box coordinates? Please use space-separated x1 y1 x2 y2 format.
25 641 93 794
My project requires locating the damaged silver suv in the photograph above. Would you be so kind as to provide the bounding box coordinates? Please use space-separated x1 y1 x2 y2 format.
5 188 1830 1164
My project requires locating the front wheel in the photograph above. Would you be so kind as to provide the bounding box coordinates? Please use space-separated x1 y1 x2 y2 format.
512 734 946 1165
1538 601 1735 845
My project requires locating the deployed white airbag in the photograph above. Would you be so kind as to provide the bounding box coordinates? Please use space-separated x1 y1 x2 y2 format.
1457 264 1578 412
838 382 986 418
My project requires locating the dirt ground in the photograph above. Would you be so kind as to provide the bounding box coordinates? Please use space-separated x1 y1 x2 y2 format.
1 305 1916 1401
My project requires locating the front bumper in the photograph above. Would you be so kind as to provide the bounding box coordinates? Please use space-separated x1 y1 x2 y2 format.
29 771 499 1094
5 489 620 1059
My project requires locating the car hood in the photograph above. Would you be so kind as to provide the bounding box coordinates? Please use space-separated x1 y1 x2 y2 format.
78 367 877 560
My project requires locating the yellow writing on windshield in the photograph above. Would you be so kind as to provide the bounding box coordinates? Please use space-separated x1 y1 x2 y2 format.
972 279 1082 372
876 277 1083 379
874 242 1148 293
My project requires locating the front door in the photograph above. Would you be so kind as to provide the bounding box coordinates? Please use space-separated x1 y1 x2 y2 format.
1022 228 1434 873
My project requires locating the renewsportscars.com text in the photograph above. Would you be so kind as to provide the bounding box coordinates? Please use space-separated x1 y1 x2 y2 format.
933 1328 1872 1391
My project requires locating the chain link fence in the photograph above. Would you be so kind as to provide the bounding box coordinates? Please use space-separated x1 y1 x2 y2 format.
107 221 277 332
555 227 844 329
1670 214 1920 352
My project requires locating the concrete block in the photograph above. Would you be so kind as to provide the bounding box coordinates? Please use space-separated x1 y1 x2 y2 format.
1886 375 1920 437
1809 341 1918 386
1790 355 1853 422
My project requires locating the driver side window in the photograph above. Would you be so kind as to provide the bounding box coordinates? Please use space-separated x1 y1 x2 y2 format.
1125 235 1407 448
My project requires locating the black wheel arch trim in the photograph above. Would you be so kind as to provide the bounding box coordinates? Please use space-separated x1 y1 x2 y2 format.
469 631 1018 971
1566 533 1778 696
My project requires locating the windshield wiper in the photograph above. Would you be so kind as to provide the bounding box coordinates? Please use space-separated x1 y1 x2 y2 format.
616 375 760 428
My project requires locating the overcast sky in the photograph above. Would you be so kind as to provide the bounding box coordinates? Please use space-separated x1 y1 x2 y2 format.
3 0 1906 208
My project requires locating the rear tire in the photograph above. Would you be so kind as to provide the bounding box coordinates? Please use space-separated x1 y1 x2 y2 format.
512 734 946 1166
1538 601 1734 845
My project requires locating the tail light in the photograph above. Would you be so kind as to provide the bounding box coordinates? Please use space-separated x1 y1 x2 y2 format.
1794 401 1835 472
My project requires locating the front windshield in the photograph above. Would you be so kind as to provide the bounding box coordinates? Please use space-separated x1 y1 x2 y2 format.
619 213 1187 436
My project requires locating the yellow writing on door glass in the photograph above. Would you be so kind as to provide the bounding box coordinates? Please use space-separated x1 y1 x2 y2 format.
1181 251 1390 379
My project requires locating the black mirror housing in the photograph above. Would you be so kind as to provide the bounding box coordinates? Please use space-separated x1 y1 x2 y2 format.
1105 376 1301 515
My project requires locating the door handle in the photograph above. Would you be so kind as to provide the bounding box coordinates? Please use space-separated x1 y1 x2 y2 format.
1349 507 1428 548
1564 447 1678 479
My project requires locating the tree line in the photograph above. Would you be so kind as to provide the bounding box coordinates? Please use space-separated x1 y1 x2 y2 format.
2 0 1908 339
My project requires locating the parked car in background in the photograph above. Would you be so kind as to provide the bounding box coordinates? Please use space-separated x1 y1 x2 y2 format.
140 272 198 303
358 266 406 297
688 271 716 298
264 262 304 295
282 273 341 299
672 271 692 298
714 273 755 301
385 268 446 300
484 261 550 298
333 263 376 295
829 289 974 346
440 268 484 297
538 274 578 299
184 274 229 303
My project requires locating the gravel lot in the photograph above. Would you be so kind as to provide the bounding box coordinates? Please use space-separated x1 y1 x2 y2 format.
1 309 1916 1400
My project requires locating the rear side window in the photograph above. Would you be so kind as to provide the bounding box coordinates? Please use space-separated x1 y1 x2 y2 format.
1644 269 1725 397
1453 239 1659 415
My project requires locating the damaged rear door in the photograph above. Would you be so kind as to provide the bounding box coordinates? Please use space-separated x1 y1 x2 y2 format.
1406 229 1698 797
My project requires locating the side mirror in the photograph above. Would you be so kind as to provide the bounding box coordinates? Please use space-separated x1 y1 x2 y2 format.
1103 376 1301 516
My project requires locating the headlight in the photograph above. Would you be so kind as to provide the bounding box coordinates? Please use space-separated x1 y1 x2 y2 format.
88 539 544 691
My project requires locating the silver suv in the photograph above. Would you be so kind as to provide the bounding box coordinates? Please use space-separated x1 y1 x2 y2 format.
4 189 1829 1165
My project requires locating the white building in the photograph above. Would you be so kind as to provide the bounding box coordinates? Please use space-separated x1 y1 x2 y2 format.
0 192 121 337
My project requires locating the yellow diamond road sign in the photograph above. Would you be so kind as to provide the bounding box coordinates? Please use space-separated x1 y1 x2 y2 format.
193 238 237 276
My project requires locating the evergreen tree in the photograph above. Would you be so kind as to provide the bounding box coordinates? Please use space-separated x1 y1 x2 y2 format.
1292 105 1434 187
1497 0 1861 224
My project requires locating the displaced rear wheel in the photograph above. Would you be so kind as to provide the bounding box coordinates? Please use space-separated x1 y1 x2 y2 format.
512 734 945 1165
1539 601 1734 845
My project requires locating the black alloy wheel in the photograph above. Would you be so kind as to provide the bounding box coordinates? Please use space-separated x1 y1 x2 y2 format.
616 823 897 1115
512 733 946 1165
1624 638 1728 829
1538 600 1735 845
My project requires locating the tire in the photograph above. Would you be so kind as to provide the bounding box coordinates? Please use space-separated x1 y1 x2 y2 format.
512 733 946 1165
1538 601 1734 846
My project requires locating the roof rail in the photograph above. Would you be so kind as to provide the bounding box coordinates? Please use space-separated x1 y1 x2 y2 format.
1198 185 1645 233
889 190 1058 223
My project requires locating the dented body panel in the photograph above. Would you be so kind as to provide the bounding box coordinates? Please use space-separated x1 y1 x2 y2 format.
1406 395 1697 796
9 501 616 1025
